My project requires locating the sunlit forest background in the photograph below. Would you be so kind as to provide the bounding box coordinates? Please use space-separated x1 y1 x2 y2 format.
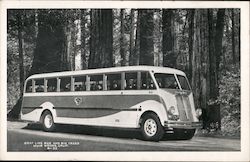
7 9 240 136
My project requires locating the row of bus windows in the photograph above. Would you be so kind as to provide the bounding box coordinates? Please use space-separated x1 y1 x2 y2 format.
25 72 156 93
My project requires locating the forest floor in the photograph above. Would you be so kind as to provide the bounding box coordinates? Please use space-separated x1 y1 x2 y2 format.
6 120 241 152
6 117 240 140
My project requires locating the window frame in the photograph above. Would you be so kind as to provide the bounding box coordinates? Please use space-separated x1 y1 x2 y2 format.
24 70 158 93
176 74 191 91
153 73 180 90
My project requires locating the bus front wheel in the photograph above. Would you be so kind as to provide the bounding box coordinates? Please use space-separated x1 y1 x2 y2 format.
41 110 55 132
140 113 164 141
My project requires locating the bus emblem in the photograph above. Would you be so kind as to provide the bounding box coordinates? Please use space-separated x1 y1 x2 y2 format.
74 97 82 105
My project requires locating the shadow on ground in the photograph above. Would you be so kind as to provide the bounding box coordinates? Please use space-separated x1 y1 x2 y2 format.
23 123 191 141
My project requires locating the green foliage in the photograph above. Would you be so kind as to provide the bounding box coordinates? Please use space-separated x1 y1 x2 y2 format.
219 65 240 136
209 65 240 136
7 36 20 109
7 10 37 109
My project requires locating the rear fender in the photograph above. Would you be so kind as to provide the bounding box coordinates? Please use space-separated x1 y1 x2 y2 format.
39 102 56 122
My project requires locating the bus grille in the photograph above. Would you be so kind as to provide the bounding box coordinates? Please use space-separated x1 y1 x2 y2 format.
175 95 193 121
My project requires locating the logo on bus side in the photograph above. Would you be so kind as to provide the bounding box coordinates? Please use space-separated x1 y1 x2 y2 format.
74 97 83 105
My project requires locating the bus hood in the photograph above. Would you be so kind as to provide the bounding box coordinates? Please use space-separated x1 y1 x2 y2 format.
158 89 199 122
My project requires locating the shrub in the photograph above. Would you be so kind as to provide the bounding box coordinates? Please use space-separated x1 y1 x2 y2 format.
217 65 240 136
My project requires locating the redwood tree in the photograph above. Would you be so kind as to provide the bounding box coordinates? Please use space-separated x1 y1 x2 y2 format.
162 9 176 68
89 9 113 69
8 10 68 119
138 9 154 65
210 9 226 129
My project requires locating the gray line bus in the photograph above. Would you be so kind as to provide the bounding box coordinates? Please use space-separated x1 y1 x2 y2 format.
21 66 202 141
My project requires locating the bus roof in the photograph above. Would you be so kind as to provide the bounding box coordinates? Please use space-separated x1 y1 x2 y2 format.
26 66 186 80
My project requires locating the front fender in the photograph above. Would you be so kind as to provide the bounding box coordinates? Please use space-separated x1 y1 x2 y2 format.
136 100 167 127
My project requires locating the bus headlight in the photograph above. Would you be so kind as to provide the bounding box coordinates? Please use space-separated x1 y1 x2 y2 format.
196 108 202 117
167 106 179 121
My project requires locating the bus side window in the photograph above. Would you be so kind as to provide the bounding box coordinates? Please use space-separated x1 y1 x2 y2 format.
47 78 57 92
25 80 32 93
125 72 137 90
35 79 44 92
107 73 121 90
90 75 103 91
141 72 156 90
60 77 71 92
74 76 86 91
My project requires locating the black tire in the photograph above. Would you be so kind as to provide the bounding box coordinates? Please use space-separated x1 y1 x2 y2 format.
140 113 164 141
41 110 55 132
173 129 196 140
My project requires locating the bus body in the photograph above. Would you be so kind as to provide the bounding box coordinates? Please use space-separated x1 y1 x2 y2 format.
21 66 202 141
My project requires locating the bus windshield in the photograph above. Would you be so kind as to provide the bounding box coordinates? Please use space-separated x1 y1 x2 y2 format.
154 73 179 89
154 73 191 90
177 75 191 90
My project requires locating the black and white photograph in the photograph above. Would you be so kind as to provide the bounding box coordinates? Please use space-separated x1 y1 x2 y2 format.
0 0 249 161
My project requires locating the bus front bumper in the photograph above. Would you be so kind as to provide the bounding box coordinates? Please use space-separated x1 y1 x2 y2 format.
164 121 203 129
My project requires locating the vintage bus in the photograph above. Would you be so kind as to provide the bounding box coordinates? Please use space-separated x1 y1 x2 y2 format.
21 66 202 141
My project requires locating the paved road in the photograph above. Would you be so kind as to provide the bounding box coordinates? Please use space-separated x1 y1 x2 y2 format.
7 121 240 151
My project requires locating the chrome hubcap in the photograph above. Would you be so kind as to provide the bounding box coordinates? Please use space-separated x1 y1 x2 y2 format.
144 119 157 137
44 114 53 128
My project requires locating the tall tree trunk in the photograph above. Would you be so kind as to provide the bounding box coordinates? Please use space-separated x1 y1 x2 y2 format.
120 9 126 66
153 10 162 66
133 10 140 66
63 10 80 71
74 10 82 70
71 19 77 71
139 9 154 65
129 9 136 66
17 10 25 95
231 9 236 65
30 10 67 74
8 10 67 119
81 10 87 70
191 10 210 129
208 9 216 101
162 9 176 68
211 9 225 130
89 9 113 69
34 9 39 38
237 10 240 63
208 10 217 129
188 9 195 80
64 18 73 71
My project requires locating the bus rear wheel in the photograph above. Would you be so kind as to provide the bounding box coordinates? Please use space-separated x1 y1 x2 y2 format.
41 110 55 132
140 113 164 141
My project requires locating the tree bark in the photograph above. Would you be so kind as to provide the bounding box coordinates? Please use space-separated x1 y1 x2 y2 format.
153 10 162 66
8 10 68 119
190 9 211 129
237 10 240 63
81 10 87 70
212 9 225 129
89 9 113 69
129 9 136 66
64 17 73 71
162 9 176 68
231 9 236 65
17 10 25 95
120 9 126 66
139 9 154 66
187 9 195 80
133 10 140 66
